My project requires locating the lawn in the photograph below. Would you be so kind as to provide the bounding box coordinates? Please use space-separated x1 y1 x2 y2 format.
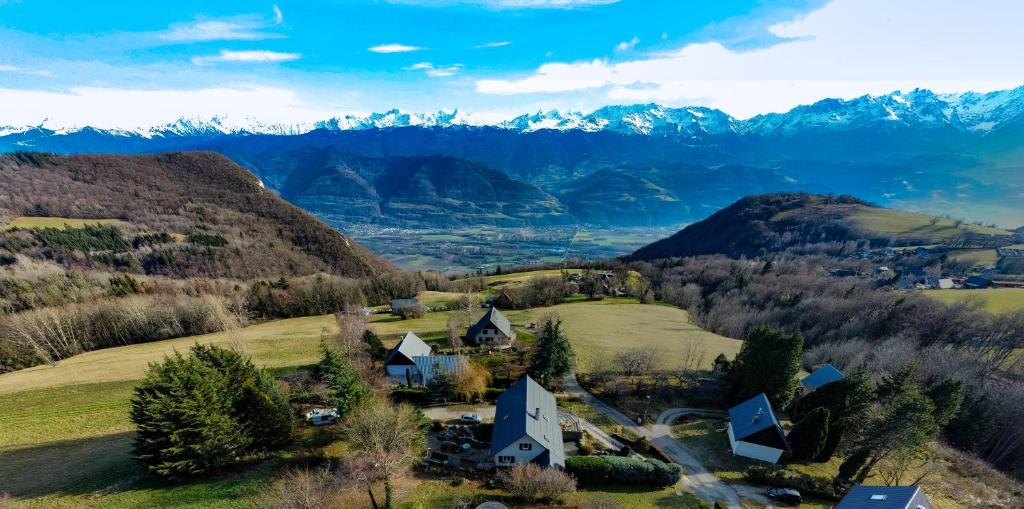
922 288 1024 314
402 479 709 509
848 207 1011 240
945 248 1000 266
483 268 581 287
2 216 132 230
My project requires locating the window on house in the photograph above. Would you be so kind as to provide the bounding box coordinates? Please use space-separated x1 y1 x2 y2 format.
519 443 532 451
498 455 515 464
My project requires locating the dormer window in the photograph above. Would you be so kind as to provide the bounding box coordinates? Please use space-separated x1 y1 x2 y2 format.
870 494 887 501
519 443 532 451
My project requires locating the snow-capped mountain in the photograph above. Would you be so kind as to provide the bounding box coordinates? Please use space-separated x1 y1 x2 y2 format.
2 85 1024 143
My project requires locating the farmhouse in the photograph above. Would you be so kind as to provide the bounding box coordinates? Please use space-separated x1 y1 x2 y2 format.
384 331 432 385
801 364 845 392
467 307 516 347
412 354 468 386
834 485 932 509
490 375 565 469
726 393 789 463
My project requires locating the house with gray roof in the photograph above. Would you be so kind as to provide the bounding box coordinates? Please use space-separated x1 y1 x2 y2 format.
467 307 515 348
727 393 789 463
385 331 432 385
834 485 932 509
801 364 845 392
412 355 468 386
490 375 565 469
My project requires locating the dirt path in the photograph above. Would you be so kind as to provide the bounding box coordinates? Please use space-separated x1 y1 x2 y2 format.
562 374 746 509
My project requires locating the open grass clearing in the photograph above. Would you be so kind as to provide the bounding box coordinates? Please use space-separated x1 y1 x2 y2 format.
922 288 1024 314
848 207 1011 240
946 248 1000 266
3 216 133 230
483 268 580 287
403 478 709 509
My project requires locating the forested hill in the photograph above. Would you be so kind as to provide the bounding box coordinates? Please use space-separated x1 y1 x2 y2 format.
0 152 393 279
628 193 1014 261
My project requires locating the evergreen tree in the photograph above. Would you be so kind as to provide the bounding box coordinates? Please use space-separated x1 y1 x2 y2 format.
791 372 875 462
787 407 830 461
528 318 574 389
361 330 387 362
425 367 454 403
835 447 872 487
925 377 965 427
728 326 803 408
130 344 291 479
317 345 371 416
712 353 731 373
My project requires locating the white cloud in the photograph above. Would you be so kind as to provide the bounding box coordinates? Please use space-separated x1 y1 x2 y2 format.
386 0 619 8
272 5 284 25
475 41 511 49
405 62 463 77
191 50 301 66
475 0 1024 118
368 43 425 53
160 18 280 42
614 36 639 53
0 86 331 129
0 64 54 77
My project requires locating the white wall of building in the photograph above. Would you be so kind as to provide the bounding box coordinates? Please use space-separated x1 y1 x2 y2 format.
727 422 784 464
494 436 545 467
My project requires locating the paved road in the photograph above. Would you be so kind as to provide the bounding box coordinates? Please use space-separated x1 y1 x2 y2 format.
562 375 747 509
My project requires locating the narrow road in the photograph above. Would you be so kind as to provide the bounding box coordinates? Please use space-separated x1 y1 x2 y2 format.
562 375 746 509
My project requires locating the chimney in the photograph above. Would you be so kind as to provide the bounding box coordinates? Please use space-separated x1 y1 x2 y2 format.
753 408 763 424
533 407 540 419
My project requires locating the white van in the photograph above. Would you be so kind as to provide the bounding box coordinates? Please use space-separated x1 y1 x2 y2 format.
305 408 339 426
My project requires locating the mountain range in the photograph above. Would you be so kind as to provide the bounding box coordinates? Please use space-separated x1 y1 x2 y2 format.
3 85 1024 228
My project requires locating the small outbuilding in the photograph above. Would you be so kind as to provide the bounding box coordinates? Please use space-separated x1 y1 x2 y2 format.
801 364 845 392
834 485 932 509
964 275 991 289
726 393 789 464
390 298 426 316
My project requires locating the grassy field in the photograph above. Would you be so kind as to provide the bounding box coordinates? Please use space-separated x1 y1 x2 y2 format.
946 248 1000 266
922 288 1024 314
0 285 738 508
402 478 709 508
2 216 132 230
848 207 1011 240
483 268 581 287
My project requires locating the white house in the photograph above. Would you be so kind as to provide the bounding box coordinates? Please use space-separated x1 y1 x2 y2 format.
467 307 515 347
726 393 789 463
490 376 565 469
384 331 432 385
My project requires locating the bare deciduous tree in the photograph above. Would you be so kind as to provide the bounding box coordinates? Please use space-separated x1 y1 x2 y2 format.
341 398 425 509
498 463 576 503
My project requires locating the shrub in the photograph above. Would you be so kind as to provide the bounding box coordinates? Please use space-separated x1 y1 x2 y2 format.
0 252 16 266
498 463 576 502
565 456 613 485
130 344 292 479
32 224 130 253
256 466 337 509
394 304 426 319
188 232 228 247
744 464 838 500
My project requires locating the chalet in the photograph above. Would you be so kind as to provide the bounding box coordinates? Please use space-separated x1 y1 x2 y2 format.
384 331 432 385
801 364 845 392
412 354 468 386
490 376 565 469
390 298 426 315
834 485 932 509
726 393 789 463
467 307 515 347
964 275 991 289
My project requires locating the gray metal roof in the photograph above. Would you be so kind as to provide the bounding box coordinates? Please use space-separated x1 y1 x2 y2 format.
835 485 931 509
390 298 422 309
801 364 845 391
490 375 565 467
385 331 432 365
412 355 468 385
728 393 784 442
468 307 513 339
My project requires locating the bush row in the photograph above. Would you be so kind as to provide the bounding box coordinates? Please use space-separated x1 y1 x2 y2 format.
565 455 681 487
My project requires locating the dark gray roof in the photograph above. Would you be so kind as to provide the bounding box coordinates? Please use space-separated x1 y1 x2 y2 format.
801 364 845 391
385 331 432 365
490 376 564 467
413 355 468 384
728 393 785 443
468 307 513 338
391 298 422 309
835 485 931 509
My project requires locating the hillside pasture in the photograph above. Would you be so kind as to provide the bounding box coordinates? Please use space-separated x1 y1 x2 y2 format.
848 207 1011 240
3 216 132 230
923 288 1024 314
947 248 1000 266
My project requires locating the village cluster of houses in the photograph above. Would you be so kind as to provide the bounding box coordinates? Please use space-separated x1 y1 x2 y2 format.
383 306 516 386
828 264 1023 291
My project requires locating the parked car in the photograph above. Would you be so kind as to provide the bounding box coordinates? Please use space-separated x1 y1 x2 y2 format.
305 408 339 426
766 487 802 505
460 412 482 424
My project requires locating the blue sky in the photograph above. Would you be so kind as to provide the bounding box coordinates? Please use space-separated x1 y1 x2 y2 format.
1 0 1022 128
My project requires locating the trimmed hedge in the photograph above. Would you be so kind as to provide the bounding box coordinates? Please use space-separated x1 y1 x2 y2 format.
566 455 680 487
744 465 838 501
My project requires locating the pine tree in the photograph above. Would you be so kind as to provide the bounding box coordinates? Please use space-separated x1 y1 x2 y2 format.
317 345 371 416
528 317 574 389
362 330 387 361
728 326 803 408
787 407 830 461
130 344 291 479
791 372 875 462
925 377 965 427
